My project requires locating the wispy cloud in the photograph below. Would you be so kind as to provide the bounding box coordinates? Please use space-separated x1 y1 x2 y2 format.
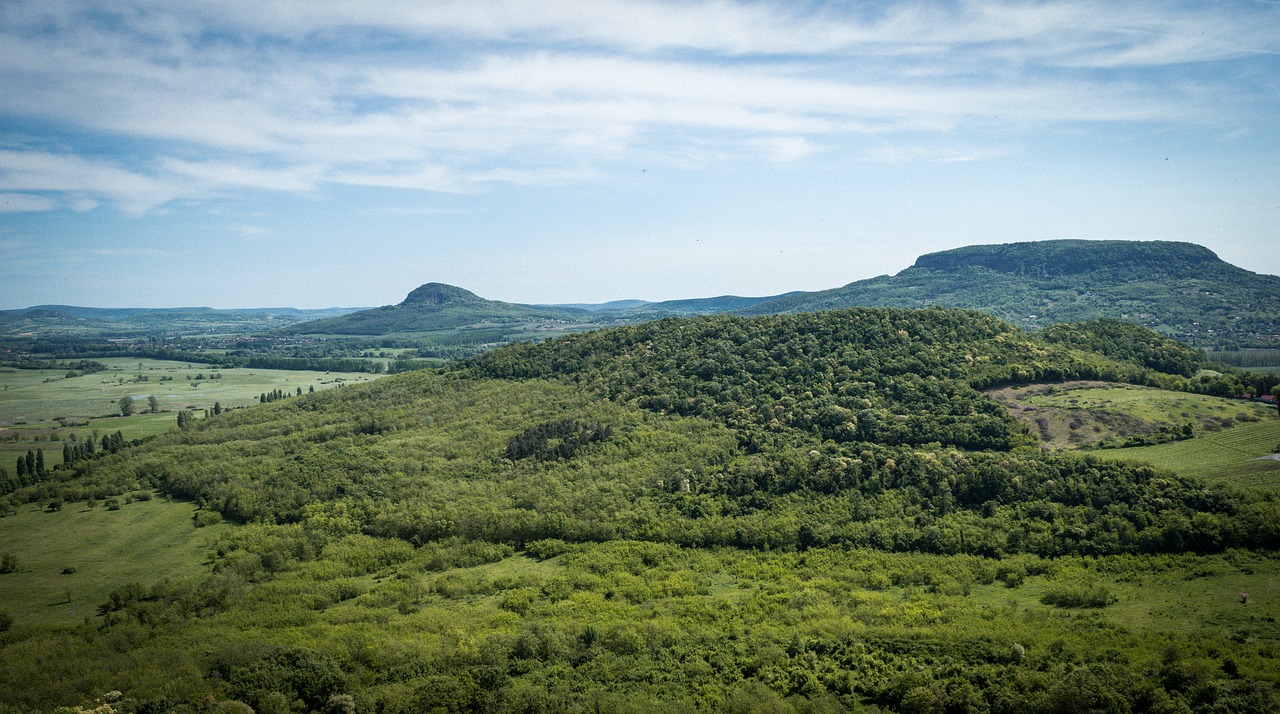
89 247 168 257
0 0 1276 213
0 193 57 213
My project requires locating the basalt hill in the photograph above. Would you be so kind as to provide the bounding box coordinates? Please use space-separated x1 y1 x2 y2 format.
275 240 1280 348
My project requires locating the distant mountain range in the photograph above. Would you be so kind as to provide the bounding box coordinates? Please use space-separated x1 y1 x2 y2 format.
280 240 1278 347
0 304 364 339
737 240 1280 346
5 240 1278 347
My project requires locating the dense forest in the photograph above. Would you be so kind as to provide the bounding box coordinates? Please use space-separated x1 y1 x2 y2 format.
1 307 1278 712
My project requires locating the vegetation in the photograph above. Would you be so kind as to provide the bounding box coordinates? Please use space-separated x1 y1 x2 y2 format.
989 381 1274 450
740 240 1280 348
0 357 383 479
1 307 1279 712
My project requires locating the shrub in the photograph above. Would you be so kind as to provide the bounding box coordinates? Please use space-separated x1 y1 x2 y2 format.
193 510 223 528
0 552 17 574
1041 581 1115 608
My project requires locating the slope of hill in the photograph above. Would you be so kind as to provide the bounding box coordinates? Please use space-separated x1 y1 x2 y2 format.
3 308 1279 712
275 283 592 336
741 240 1280 347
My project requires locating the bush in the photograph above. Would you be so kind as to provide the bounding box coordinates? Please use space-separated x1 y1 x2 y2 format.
1041 581 1115 608
193 510 223 528
0 609 13 632
0 552 17 574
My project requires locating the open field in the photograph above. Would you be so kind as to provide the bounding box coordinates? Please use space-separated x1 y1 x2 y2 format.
1099 418 1280 489
0 358 384 473
0 495 230 627
989 381 1275 450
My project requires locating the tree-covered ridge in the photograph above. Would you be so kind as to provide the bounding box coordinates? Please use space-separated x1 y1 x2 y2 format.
464 307 1208 451
740 240 1280 347
26 343 1279 560
1036 318 1212 376
911 240 1220 278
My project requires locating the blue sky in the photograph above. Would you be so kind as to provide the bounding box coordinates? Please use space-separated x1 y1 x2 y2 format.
1 0 1278 309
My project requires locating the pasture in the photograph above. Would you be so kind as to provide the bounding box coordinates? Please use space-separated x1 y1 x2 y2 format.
0 358 383 473
0 495 230 627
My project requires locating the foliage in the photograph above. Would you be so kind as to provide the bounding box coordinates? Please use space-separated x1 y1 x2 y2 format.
740 240 1280 348
3 307 1280 711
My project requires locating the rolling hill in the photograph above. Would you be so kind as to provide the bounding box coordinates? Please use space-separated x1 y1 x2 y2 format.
3 307 1280 711
0 304 363 338
740 240 1280 347
276 240 1280 348
274 283 592 336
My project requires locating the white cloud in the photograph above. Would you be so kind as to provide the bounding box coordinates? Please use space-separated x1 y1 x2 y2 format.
234 224 269 238
0 193 58 213
0 150 182 214
0 0 1275 213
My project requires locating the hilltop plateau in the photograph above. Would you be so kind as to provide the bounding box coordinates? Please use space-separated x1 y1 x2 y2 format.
740 240 1280 347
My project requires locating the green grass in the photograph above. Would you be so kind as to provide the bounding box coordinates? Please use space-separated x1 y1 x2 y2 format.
0 358 384 473
969 554 1280 650
0 496 229 627
989 381 1274 450
1098 419 1280 488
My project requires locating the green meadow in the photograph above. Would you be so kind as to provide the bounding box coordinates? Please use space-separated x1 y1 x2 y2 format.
0 495 230 627
989 381 1274 451
1101 418 1280 489
0 358 382 473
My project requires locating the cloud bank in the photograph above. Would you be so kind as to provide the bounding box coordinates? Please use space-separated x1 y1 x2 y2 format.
0 0 1276 213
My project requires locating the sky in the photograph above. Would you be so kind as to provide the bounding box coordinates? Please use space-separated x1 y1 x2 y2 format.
1 0 1278 309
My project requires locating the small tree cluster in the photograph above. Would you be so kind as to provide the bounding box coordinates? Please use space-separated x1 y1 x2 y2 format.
5 449 46 493
260 389 291 404
505 420 613 461
61 431 127 469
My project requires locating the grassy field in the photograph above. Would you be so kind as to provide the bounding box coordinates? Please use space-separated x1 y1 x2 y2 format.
0 358 383 473
969 552 1280 656
989 381 1274 450
0 495 230 627
1099 418 1280 489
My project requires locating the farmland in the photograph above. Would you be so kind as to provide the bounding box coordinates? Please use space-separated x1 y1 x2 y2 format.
0 358 383 472
1102 419 1280 489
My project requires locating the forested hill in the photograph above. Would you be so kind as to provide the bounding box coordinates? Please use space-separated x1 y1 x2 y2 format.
465 307 1220 452
739 240 1280 347
275 282 589 335
7 306 1280 712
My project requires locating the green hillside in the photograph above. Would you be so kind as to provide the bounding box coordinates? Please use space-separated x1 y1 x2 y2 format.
275 283 594 336
2 308 1279 712
742 240 1280 348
